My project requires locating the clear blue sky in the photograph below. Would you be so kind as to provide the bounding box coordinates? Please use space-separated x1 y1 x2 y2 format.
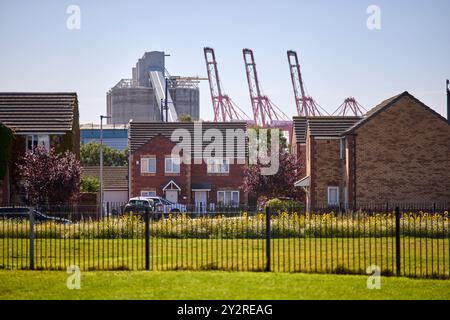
0 0 449 123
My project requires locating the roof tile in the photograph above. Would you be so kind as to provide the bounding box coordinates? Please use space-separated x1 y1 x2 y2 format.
0 93 77 133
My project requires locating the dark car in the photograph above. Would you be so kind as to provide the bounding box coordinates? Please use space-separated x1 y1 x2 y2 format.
0 207 72 224
123 197 155 215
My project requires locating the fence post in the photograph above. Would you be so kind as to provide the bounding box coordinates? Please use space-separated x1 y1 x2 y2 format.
29 207 35 270
144 206 150 271
265 206 271 272
395 206 401 275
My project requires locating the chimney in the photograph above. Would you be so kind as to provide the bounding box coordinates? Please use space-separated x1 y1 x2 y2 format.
447 79 450 123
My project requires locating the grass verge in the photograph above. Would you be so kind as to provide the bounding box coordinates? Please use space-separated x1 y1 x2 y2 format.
0 270 449 300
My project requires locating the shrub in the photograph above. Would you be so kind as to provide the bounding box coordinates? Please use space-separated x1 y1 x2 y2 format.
80 176 100 193
265 198 304 213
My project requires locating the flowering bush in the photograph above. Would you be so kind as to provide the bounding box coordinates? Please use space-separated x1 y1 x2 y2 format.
17 146 81 205
0 211 448 239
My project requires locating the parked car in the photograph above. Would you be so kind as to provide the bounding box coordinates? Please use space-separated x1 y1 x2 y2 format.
146 196 187 215
0 207 72 224
123 196 186 217
123 197 155 215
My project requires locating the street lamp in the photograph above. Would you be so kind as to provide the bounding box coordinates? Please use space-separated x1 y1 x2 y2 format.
100 115 111 216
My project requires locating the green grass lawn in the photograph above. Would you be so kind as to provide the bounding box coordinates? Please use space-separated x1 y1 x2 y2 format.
2 237 449 278
0 270 449 300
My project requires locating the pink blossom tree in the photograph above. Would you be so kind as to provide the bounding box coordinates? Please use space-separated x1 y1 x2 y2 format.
242 149 303 203
17 146 81 205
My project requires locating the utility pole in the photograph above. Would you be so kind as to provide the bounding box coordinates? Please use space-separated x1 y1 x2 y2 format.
165 77 169 122
100 115 111 217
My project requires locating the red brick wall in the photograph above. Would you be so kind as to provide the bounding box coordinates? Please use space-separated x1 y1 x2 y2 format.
296 144 306 176
352 95 450 203
311 138 345 206
190 159 247 204
130 134 247 205
345 135 355 207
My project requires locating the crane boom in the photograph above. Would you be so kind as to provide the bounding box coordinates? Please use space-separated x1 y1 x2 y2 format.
332 97 366 116
287 50 326 116
204 47 249 122
243 48 290 126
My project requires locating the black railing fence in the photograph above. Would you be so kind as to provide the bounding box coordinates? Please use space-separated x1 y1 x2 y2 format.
0 202 449 278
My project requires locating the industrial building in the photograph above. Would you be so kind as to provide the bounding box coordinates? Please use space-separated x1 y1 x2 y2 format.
80 123 128 151
107 51 200 124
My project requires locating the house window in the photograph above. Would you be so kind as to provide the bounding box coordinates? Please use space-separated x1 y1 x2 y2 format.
141 190 156 197
207 158 230 173
217 190 239 207
141 157 156 174
26 135 49 152
327 186 339 206
165 157 180 174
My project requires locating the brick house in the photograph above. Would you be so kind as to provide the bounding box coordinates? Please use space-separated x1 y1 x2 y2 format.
0 92 80 204
129 121 247 209
294 92 450 208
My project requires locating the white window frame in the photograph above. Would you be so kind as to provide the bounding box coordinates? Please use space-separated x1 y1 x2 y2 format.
141 190 156 197
141 157 156 174
217 190 239 207
165 157 180 174
26 134 50 152
327 186 340 206
207 158 230 173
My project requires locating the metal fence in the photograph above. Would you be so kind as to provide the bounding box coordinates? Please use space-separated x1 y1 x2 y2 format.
0 202 449 278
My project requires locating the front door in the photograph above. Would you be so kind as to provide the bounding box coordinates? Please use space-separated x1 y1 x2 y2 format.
194 191 207 213
165 190 178 203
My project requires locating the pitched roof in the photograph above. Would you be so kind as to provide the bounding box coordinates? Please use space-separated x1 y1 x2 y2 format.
307 116 362 137
293 116 307 143
345 91 449 134
129 121 247 157
0 92 78 133
81 166 128 191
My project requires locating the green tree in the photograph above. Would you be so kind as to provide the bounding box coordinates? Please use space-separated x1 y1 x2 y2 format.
0 124 12 179
80 176 100 193
248 126 288 150
80 142 128 166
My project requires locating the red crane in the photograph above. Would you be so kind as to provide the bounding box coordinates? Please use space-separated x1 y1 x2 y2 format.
243 48 291 127
332 97 366 116
287 50 327 117
204 47 250 122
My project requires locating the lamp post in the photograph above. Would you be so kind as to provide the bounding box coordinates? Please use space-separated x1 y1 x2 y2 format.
100 115 111 217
